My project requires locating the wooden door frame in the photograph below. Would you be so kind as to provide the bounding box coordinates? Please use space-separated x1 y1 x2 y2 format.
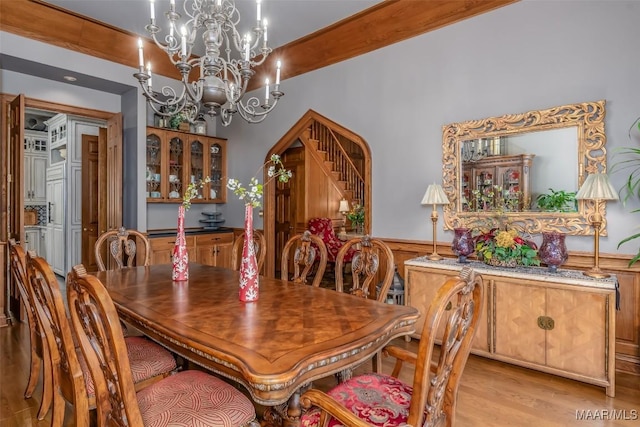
263 109 372 277
1 93 122 326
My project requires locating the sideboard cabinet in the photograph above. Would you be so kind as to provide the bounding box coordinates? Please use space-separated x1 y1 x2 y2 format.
149 232 234 269
404 258 616 397
146 127 227 204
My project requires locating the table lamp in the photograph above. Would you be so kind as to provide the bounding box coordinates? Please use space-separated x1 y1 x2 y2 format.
575 173 619 278
339 198 350 235
421 183 450 260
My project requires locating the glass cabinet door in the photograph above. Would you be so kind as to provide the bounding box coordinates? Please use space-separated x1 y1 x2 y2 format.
189 138 205 200
168 134 184 201
146 132 162 200
208 142 223 201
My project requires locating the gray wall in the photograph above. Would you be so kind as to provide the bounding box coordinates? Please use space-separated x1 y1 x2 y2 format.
2 0 640 257
218 0 640 256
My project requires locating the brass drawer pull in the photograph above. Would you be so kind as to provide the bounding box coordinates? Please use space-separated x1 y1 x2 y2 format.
537 316 555 330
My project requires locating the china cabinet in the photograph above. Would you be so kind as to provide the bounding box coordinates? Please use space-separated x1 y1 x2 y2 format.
404 257 616 397
146 127 227 203
23 130 48 203
461 154 534 212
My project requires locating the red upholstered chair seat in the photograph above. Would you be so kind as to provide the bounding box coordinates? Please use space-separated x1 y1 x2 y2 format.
78 336 177 397
301 373 420 427
308 218 354 263
137 370 256 427
125 336 177 383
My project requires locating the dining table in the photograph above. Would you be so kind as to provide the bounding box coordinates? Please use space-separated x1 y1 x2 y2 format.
93 263 419 427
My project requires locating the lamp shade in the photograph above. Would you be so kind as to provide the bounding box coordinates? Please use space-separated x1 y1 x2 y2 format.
575 173 619 201
421 183 449 205
338 199 350 213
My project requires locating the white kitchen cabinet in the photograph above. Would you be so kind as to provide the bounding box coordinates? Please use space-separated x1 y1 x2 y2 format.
24 228 41 255
24 130 48 203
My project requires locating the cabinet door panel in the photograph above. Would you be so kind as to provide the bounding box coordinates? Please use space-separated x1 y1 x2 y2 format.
494 280 546 365
471 281 490 353
406 268 452 337
196 245 216 266
546 288 608 379
31 156 48 202
216 243 233 268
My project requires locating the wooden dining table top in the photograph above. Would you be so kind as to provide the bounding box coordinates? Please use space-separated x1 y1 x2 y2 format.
94 263 419 406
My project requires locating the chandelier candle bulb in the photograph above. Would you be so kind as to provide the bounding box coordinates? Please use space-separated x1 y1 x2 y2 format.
256 0 262 23
149 0 155 21
276 60 281 85
147 62 152 91
263 19 268 45
169 0 175 12
244 35 251 61
181 26 187 58
265 79 269 104
138 38 144 69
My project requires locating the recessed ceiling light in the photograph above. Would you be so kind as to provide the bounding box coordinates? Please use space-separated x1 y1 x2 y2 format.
63 75 77 82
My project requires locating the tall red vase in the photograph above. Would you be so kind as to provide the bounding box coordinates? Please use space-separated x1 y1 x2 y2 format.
172 206 189 281
239 204 259 302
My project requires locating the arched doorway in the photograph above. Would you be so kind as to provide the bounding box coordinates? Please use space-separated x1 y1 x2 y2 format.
263 110 372 277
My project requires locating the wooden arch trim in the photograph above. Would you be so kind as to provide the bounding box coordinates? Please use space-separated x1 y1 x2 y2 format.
263 109 372 277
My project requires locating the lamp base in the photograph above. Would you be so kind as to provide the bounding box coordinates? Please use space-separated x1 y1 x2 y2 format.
583 268 610 279
427 253 443 261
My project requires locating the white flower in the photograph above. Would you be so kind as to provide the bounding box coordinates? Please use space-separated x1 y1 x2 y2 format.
226 156 292 208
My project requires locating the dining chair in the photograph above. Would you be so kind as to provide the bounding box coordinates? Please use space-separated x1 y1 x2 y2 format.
25 254 178 427
334 235 395 375
8 239 52 420
281 230 328 287
335 235 395 302
231 229 266 272
300 267 484 427
94 227 151 271
67 264 260 427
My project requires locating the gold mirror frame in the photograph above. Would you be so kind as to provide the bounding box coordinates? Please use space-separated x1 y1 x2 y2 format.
442 100 607 235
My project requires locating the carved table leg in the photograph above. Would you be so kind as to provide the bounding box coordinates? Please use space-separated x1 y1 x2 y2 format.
261 386 310 427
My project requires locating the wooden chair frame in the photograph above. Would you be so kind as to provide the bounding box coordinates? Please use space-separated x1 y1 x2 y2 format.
301 267 484 427
94 227 151 271
26 253 91 427
281 231 328 287
335 235 395 302
231 230 266 272
8 239 52 419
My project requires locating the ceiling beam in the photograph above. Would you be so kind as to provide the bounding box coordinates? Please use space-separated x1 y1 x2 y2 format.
1 0 518 90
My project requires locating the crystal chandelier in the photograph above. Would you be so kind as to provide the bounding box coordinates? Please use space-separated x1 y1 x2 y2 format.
134 0 283 126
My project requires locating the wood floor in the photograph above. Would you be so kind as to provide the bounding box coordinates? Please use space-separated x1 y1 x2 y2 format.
1 320 638 426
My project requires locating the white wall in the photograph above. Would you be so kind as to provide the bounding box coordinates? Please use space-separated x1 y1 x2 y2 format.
218 0 640 256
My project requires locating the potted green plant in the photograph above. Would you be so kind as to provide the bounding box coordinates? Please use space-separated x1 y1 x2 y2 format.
535 188 577 212
614 117 640 266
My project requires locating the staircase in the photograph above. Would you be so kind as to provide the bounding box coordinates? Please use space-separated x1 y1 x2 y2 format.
300 118 365 205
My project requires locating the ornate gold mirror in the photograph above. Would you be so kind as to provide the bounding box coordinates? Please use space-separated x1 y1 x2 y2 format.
442 100 607 235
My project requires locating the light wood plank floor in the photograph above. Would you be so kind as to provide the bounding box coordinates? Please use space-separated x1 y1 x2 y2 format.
1 321 638 426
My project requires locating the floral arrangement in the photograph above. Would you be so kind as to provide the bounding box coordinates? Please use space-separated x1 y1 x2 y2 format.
182 177 211 210
227 154 292 208
474 228 540 267
346 203 365 226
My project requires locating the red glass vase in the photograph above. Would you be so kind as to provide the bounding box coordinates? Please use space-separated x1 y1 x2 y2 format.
451 227 474 263
172 205 189 281
539 231 568 273
239 204 259 302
